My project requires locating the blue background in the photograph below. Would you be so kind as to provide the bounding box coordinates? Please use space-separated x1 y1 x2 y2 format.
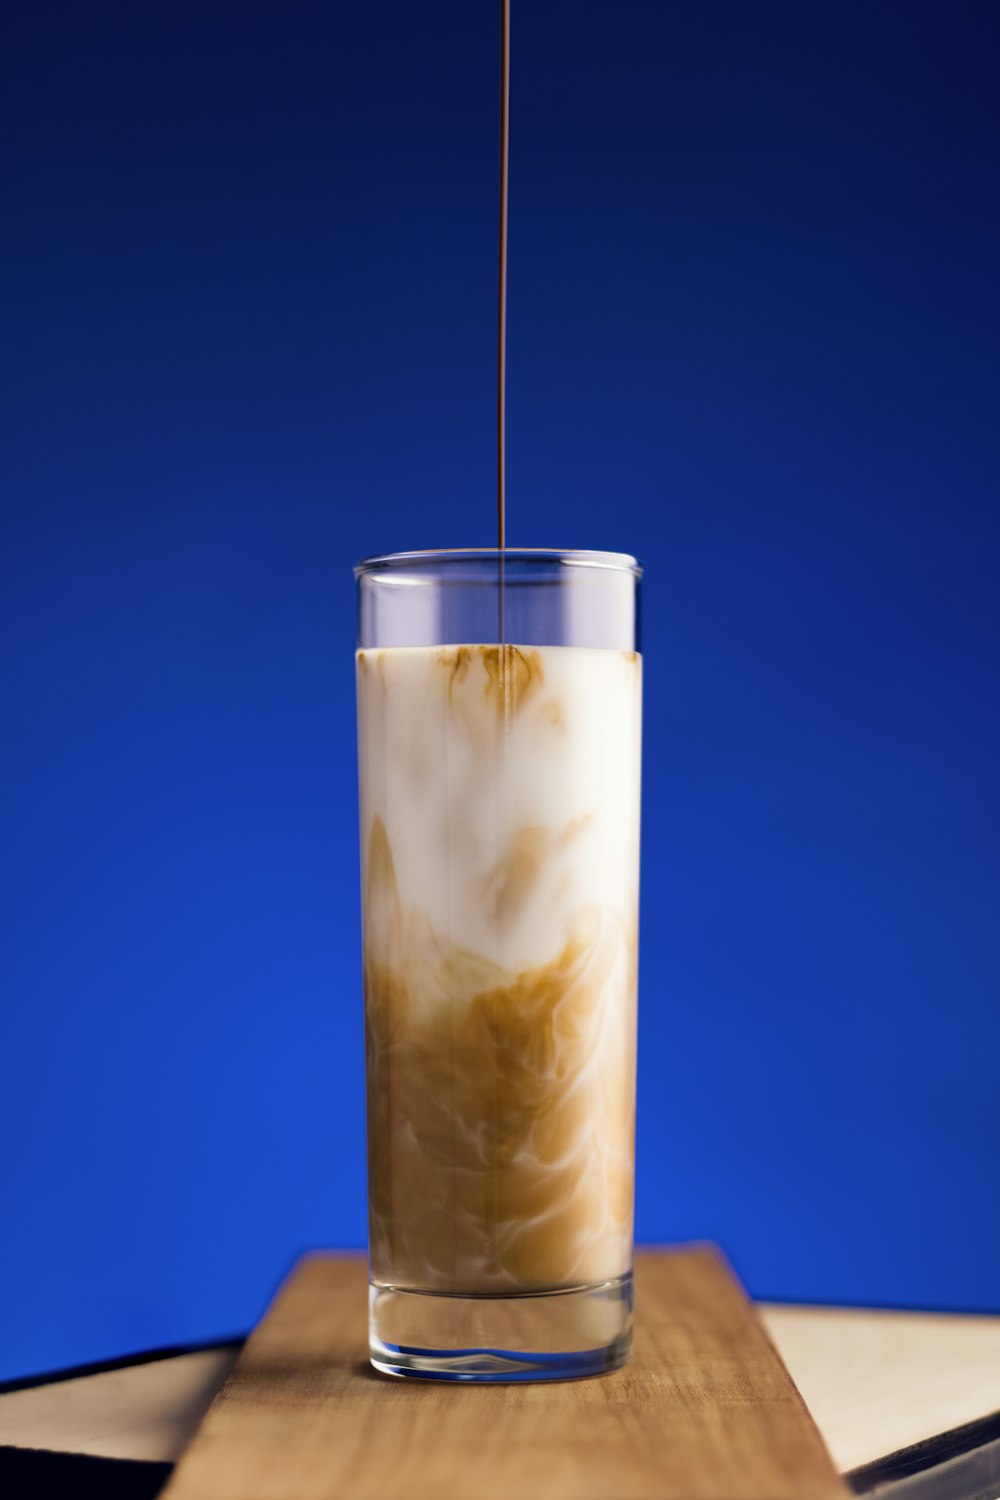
2 1 998 1381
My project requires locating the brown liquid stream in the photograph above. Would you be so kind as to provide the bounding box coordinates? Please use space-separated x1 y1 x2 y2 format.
498 0 509 647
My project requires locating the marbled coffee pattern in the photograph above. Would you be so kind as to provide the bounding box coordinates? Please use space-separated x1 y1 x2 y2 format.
357 645 641 1293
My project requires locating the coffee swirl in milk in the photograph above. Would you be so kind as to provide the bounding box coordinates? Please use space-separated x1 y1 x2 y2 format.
357 644 641 1292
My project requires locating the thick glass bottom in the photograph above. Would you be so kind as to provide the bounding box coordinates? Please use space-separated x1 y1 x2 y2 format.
369 1271 633 1382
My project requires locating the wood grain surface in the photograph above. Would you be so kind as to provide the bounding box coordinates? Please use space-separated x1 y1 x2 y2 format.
5 1288 1000 1475
163 1247 848 1500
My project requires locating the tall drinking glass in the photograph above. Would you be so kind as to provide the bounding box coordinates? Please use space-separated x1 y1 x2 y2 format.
355 550 642 1381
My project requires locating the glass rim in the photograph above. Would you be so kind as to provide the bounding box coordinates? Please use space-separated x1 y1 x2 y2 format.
354 548 642 579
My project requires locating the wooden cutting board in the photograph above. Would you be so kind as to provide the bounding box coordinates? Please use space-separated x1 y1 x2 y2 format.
164 1247 849 1500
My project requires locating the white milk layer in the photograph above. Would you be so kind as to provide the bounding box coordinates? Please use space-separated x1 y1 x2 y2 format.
357 645 640 971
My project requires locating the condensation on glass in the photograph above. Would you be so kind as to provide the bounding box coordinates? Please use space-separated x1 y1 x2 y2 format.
355 550 642 1381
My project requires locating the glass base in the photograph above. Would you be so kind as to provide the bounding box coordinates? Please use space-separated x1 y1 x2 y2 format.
369 1272 633 1382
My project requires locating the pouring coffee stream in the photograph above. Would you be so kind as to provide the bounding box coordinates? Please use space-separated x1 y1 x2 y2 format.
498 0 509 651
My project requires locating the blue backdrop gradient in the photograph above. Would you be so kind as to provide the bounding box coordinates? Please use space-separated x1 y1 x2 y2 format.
2 1 999 1380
